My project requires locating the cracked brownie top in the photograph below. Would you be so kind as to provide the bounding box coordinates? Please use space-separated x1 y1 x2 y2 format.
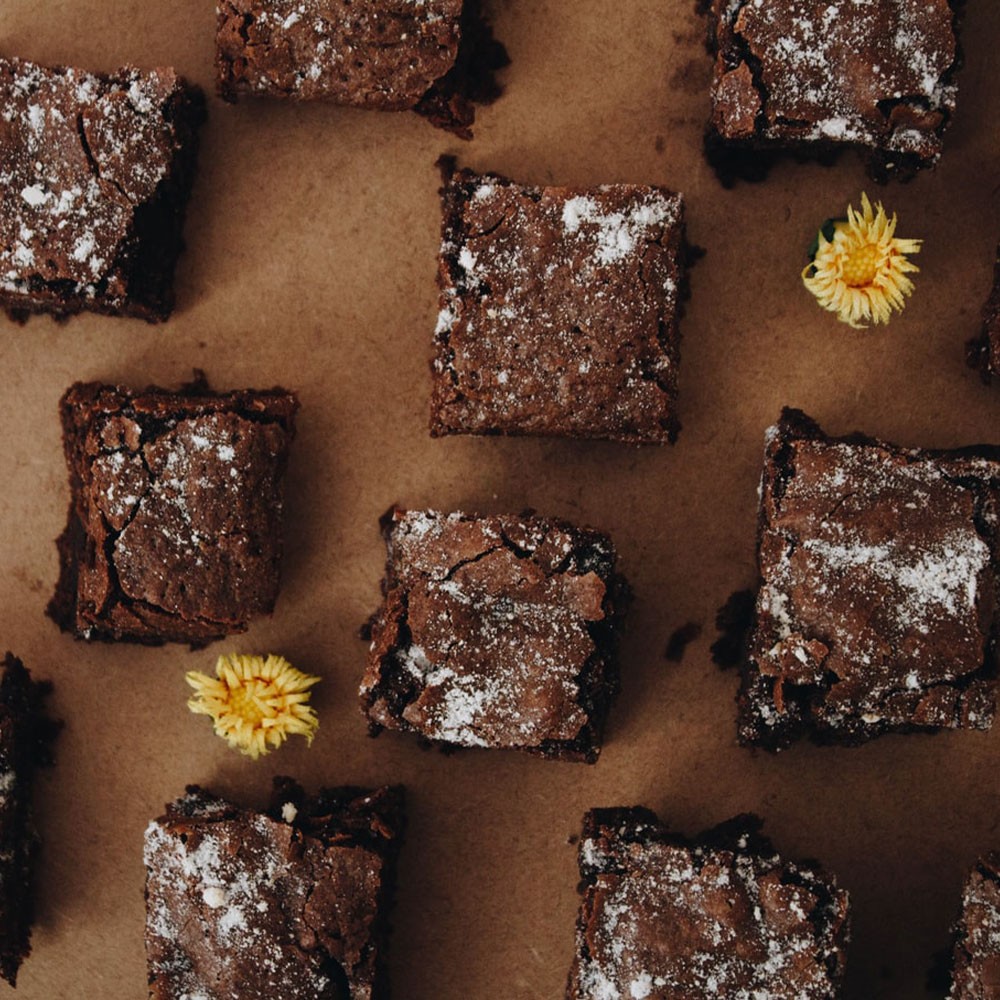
431 161 686 444
48 379 298 645
360 508 627 761
741 408 1000 748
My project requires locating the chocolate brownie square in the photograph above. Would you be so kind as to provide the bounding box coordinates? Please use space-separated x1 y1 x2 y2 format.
216 0 508 138
950 854 1000 998
144 779 404 1000
431 161 687 443
0 55 204 322
0 653 58 987
360 508 628 762
702 0 963 183
48 377 299 645
968 244 1000 381
740 408 1000 750
566 808 850 999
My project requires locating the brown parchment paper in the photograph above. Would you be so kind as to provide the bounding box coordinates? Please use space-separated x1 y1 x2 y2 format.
1 1 999 997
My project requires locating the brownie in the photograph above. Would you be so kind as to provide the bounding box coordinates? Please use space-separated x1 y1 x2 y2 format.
0 653 58 987
702 0 963 184
968 244 1000 381
566 808 850 999
431 161 687 443
0 55 204 322
48 376 299 645
360 508 628 762
216 0 508 138
739 408 1000 750
950 854 1000 998
144 778 404 1000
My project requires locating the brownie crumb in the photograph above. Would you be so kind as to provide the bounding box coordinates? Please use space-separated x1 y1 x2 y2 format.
665 622 702 662
711 589 755 669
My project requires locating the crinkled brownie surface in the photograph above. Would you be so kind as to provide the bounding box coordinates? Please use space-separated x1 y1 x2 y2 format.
144 779 404 1000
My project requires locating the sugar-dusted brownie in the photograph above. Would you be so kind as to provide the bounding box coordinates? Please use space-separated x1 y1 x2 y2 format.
0 55 204 322
216 0 508 138
431 161 687 443
48 376 299 645
0 653 58 987
740 408 1000 750
144 778 404 1000
950 854 1000 998
566 808 850 999
360 508 628 762
968 244 1000 381
702 0 963 184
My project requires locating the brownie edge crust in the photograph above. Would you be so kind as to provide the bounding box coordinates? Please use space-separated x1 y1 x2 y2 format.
566 808 850 999
144 779 404 1000
740 408 1000 750
48 377 299 645
360 508 629 762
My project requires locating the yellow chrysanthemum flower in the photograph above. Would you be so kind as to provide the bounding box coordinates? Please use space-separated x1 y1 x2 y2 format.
186 653 320 760
802 192 921 329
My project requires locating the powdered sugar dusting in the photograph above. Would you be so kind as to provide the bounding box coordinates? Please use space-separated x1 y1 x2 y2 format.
144 793 381 999
562 193 680 265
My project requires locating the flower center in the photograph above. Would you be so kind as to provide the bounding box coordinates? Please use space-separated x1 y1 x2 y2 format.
840 243 880 288
229 681 268 727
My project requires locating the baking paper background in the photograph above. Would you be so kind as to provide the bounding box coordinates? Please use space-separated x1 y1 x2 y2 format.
1 1 999 997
